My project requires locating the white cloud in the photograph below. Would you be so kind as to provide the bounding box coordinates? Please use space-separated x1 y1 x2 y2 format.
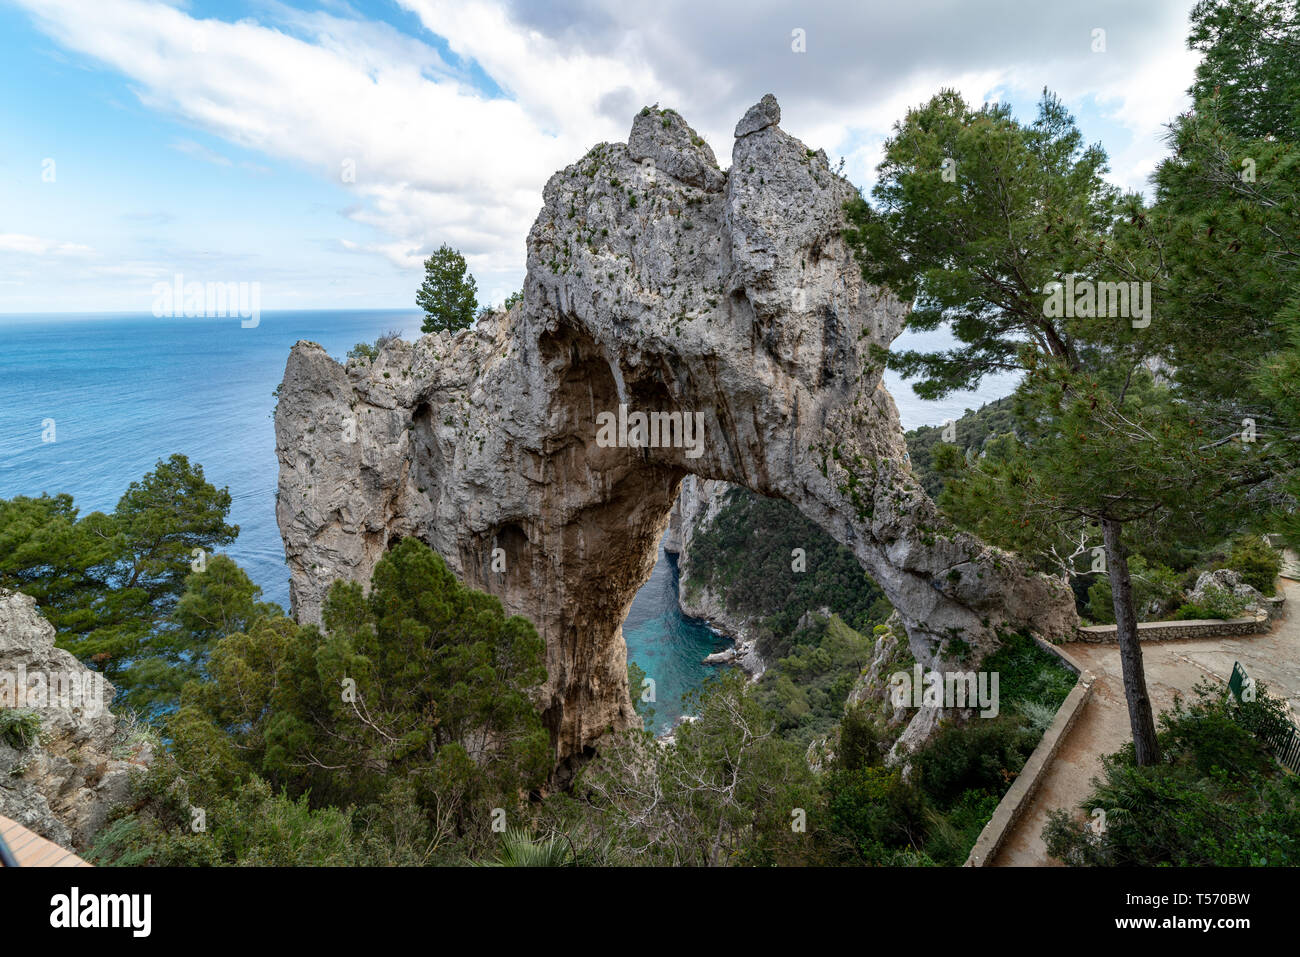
0 233 95 256
12 0 1202 296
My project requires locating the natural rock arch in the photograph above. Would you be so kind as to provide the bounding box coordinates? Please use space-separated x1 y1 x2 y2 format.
275 96 1076 778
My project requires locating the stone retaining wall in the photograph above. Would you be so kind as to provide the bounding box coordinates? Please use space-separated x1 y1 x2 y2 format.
964 575 1290 865
964 640 1094 867
1071 613 1271 643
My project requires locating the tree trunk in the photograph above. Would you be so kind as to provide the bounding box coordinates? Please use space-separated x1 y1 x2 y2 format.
1102 516 1162 766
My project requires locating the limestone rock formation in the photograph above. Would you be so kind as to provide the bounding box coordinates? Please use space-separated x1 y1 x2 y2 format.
1188 568 1271 616
0 588 153 850
662 474 724 557
275 96 1076 776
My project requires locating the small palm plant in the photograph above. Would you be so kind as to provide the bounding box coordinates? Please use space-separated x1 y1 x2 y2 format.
483 828 575 867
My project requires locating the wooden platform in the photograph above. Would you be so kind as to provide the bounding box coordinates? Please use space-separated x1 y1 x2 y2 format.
0 815 90 867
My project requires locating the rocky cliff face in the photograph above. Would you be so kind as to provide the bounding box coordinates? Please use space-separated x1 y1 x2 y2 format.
662 474 724 557
0 589 152 850
664 477 767 677
275 95 1076 776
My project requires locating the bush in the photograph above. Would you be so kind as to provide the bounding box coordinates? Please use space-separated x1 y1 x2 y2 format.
980 631 1075 712
835 703 889 771
0 709 41 750
347 341 379 362
912 715 1037 808
924 789 1001 865
825 766 928 863
1043 683 1300 866
88 770 365 867
1086 557 1184 622
1223 534 1282 596
1172 583 1250 620
209 778 361 866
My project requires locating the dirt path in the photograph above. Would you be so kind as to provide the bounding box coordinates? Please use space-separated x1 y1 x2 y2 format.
991 576 1300 866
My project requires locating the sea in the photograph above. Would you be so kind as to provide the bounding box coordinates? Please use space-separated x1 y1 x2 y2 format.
0 310 1013 732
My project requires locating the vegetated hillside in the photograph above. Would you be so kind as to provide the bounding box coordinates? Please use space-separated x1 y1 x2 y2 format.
815 622 1076 865
682 487 893 660
905 398 1286 626
904 397 1019 500
753 613 874 745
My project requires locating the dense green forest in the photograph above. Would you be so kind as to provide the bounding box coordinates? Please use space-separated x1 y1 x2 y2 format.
682 487 893 658
903 397 1019 500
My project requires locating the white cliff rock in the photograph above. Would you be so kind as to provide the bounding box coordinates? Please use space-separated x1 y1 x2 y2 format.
1188 568 1271 615
274 97 1077 776
0 588 152 849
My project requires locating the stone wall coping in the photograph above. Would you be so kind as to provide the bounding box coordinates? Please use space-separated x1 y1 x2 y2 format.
1068 612 1271 643
964 640 1095 867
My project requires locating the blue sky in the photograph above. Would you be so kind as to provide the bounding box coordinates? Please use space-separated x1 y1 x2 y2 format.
0 0 1202 316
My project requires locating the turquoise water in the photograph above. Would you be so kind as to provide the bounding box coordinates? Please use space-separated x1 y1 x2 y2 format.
624 544 731 734
0 310 719 731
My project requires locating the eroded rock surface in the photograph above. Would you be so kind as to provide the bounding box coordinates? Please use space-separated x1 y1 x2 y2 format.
275 97 1076 775
1188 568 1271 615
0 589 152 850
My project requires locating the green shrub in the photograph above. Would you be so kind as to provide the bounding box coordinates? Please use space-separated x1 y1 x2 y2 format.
480 828 574 867
835 703 889 771
1172 584 1249 620
1086 557 1184 622
825 766 928 863
1043 684 1300 866
210 778 360 866
0 709 41 750
1015 699 1059 734
923 789 1001 865
347 341 379 362
88 772 363 867
980 632 1075 712
1223 534 1282 596
912 715 1037 808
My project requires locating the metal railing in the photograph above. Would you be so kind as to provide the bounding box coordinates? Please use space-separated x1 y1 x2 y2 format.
1259 719 1300 774
0 830 18 867
1229 660 1300 774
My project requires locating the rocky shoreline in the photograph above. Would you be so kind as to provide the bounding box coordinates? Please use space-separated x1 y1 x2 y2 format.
664 476 766 680
684 583 766 679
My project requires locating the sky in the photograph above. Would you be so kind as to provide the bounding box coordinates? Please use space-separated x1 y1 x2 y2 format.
0 0 1203 318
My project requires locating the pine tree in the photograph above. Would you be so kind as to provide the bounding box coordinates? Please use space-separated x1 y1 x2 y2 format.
416 244 479 334
0 454 238 709
844 89 1121 398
